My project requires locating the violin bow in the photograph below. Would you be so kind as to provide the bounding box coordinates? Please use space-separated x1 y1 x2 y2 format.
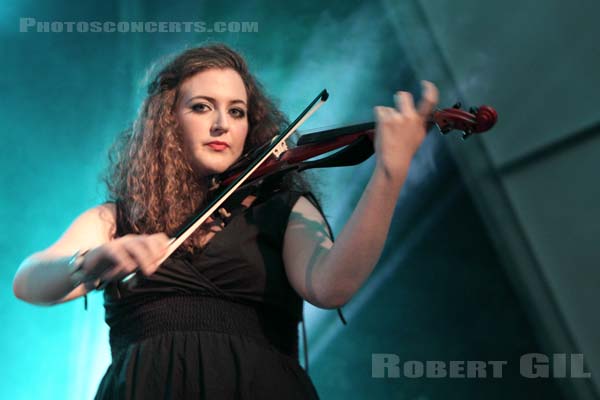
121 89 330 284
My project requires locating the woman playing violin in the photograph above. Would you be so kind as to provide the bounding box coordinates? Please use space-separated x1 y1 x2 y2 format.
12 43 438 399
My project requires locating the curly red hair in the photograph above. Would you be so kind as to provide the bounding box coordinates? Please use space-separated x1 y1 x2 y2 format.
104 44 312 253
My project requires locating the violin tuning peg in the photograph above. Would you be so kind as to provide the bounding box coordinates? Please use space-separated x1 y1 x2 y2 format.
218 207 232 219
452 102 462 109
209 177 221 191
469 106 479 115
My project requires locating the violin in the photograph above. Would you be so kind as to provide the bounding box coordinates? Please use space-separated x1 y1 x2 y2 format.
216 101 497 190
122 89 498 282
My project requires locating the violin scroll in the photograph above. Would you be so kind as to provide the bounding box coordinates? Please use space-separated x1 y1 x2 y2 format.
433 103 498 139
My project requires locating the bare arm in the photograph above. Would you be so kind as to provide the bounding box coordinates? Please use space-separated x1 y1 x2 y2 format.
282 82 439 309
13 202 170 306
282 170 403 309
13 203 117 305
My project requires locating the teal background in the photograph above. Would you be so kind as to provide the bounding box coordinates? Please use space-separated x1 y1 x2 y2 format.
3 1 597 399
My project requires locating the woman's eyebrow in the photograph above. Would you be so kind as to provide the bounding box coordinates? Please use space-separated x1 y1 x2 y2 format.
185 95 247 106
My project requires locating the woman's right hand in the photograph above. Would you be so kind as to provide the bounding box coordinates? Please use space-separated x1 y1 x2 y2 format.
78 233 171 287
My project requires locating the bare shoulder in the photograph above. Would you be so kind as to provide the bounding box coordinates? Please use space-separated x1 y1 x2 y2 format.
282 195 335 308
35 202 117 259
287 195 330 226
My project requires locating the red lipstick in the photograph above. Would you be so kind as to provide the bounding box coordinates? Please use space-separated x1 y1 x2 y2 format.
206 141 229 151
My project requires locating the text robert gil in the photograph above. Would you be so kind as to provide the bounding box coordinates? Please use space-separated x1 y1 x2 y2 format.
372 353 591 379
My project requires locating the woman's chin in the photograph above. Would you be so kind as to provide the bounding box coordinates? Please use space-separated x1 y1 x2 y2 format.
194 162 234 178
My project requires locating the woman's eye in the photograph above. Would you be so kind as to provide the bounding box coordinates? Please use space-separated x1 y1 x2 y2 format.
230 108 246 118
191 103 210 112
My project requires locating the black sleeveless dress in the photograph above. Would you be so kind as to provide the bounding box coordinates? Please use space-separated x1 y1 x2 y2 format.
94 190 325 399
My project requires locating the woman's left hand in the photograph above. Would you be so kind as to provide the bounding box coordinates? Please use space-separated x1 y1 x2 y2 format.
373 80 439 182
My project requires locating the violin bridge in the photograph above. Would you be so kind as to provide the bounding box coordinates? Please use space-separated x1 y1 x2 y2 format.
271 141 288 159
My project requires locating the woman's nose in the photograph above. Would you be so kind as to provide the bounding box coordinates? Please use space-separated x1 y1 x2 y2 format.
211 110 230 134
